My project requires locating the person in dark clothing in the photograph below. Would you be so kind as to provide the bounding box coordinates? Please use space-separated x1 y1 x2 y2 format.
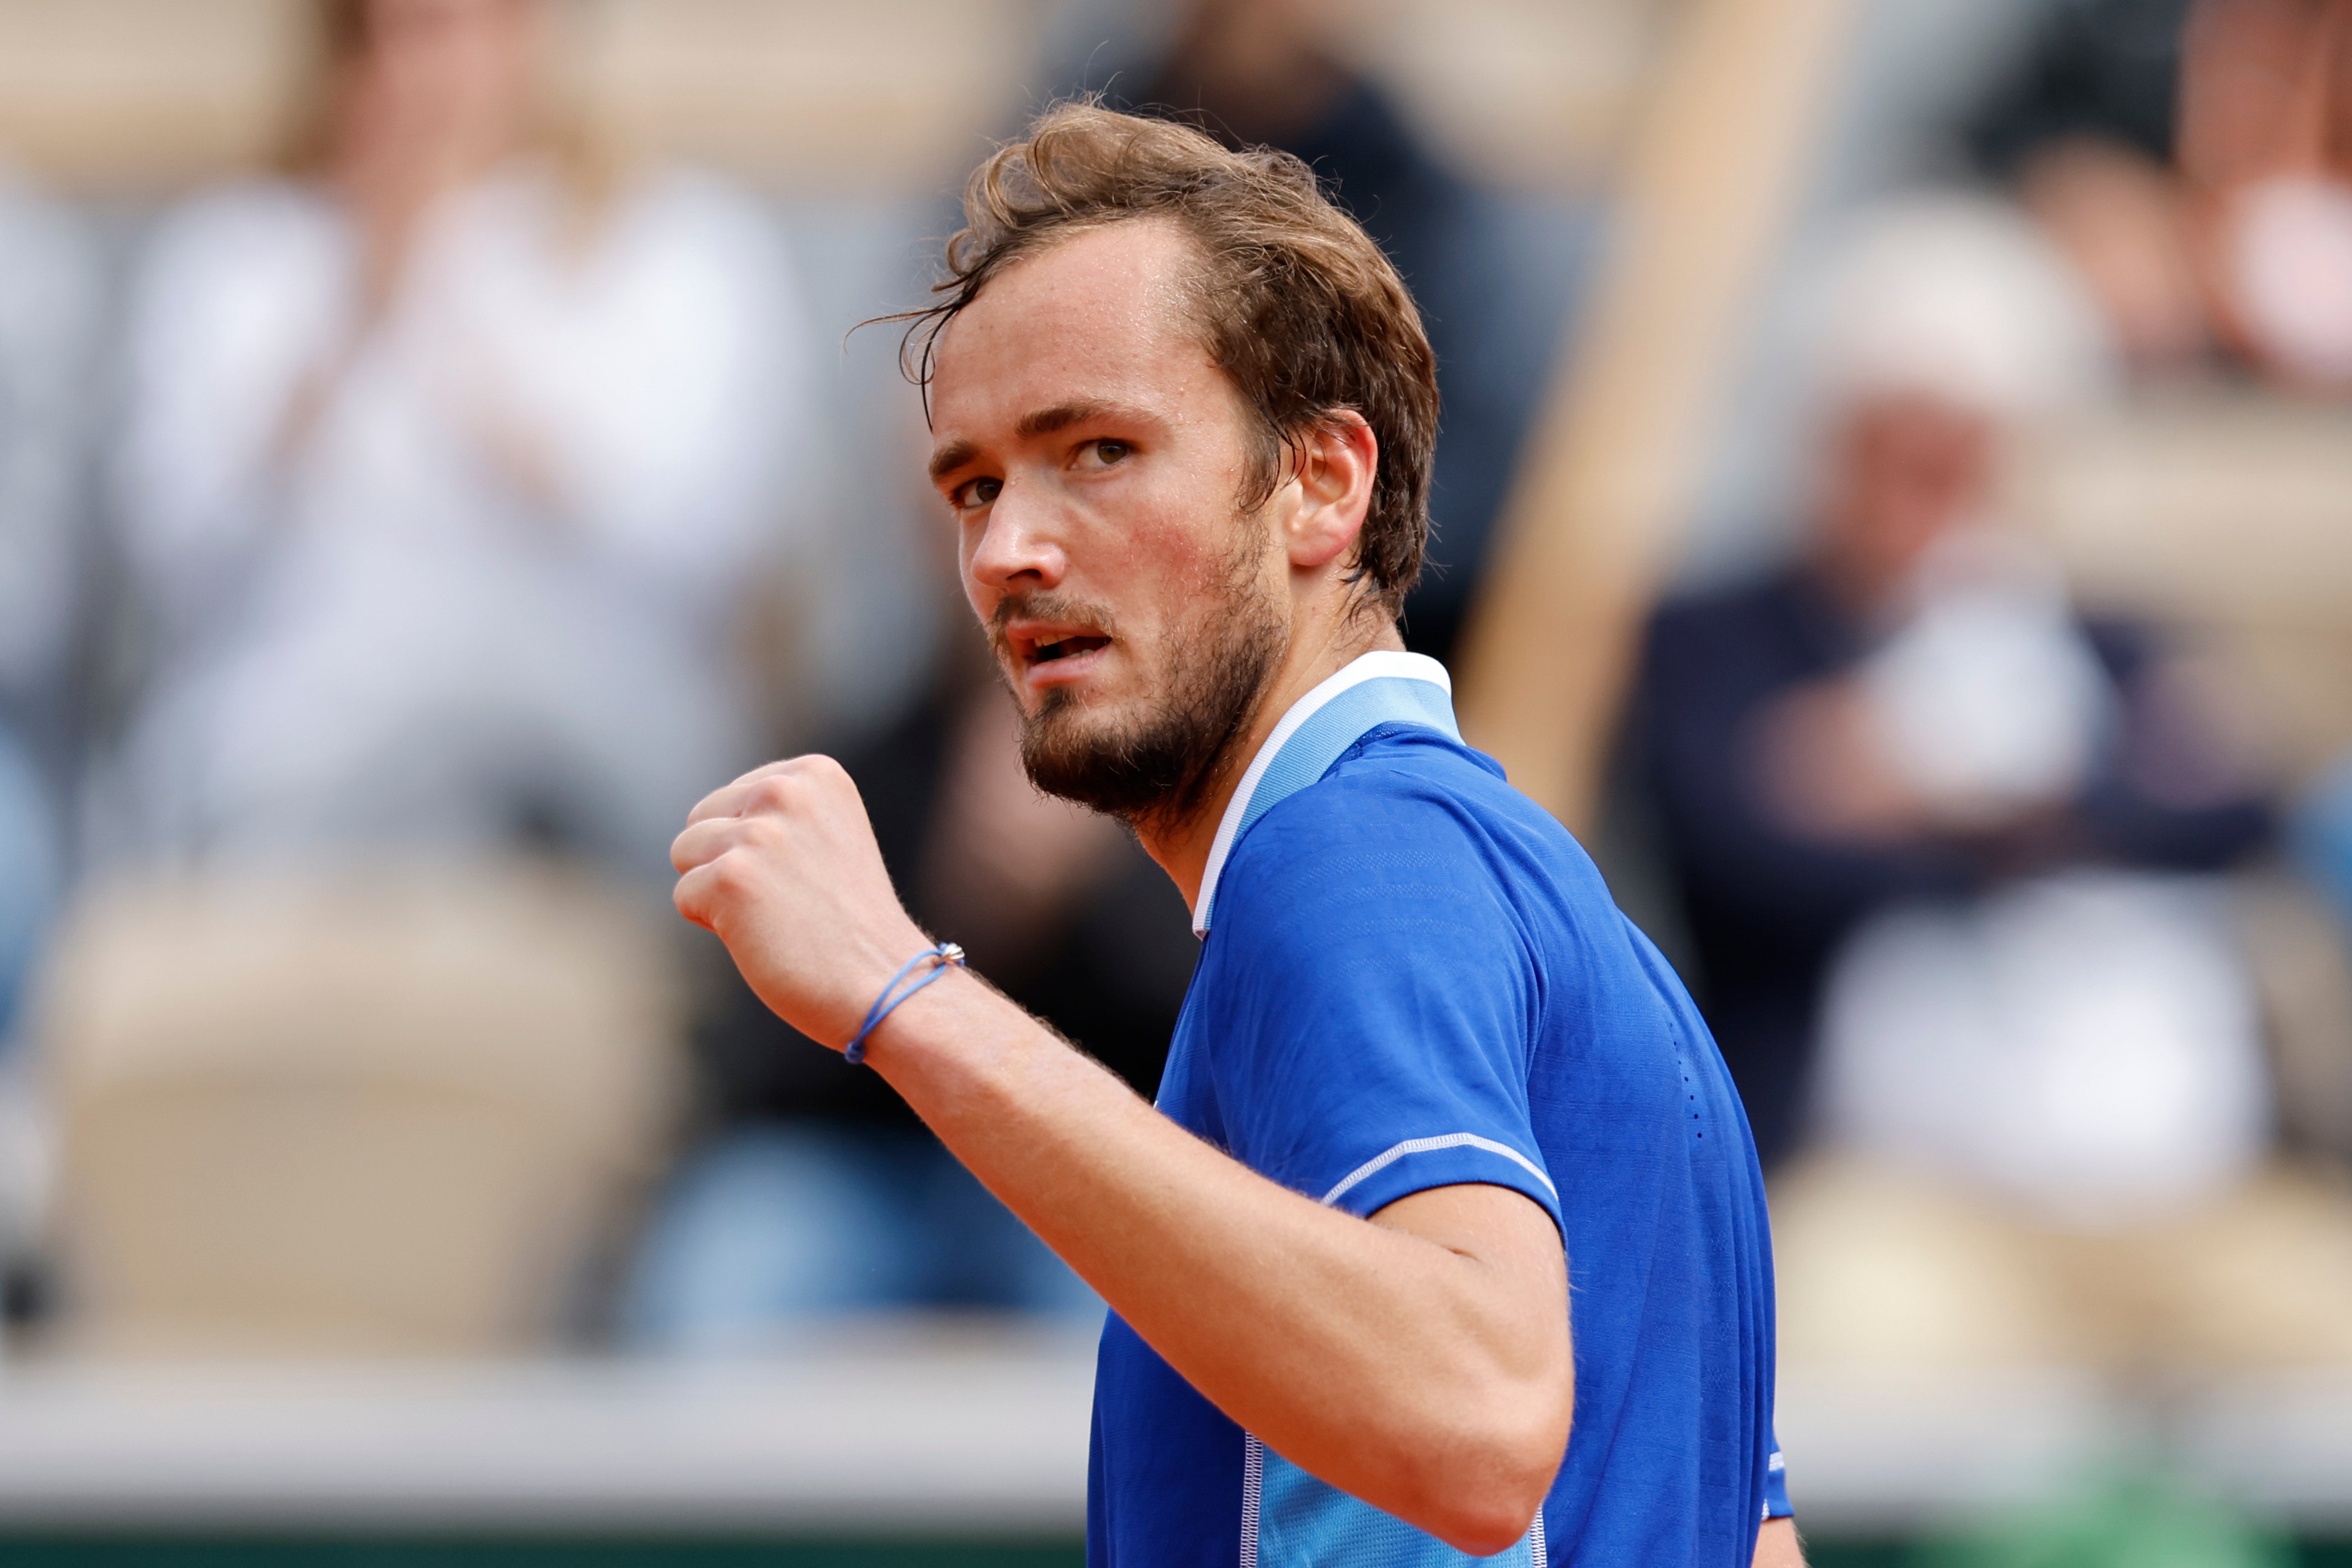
1626 201 2269 1172
1103 0 1591 665
1635 561 2268 1171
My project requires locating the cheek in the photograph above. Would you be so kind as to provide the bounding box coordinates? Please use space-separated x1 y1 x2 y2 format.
956 518 995 608
1124 527 1223 614
1068 493 1176 600
1074 462 1268 630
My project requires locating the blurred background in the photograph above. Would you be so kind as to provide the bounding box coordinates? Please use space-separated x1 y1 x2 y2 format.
0 0 2347 1563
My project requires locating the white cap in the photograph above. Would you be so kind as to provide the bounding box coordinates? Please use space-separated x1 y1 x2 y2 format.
1815 193 2120 423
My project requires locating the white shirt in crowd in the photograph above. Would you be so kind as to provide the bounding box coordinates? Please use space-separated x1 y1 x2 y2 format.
111 159 808 873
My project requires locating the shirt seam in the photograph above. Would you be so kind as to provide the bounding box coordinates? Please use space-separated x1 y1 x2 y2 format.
1318 1132 1560 1209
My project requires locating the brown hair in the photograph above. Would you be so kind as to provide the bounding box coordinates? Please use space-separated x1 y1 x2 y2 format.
903 101 1440 616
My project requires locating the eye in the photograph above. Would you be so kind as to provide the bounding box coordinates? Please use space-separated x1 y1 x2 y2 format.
953 475 1002 511
1087 439 1131 466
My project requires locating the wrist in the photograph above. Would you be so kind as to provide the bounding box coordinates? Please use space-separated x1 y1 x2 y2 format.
859 964 1031 1099
815 924 932 1043
841 941 968 1064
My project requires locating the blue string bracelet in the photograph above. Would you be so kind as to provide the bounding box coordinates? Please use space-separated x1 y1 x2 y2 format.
844 942 967 1065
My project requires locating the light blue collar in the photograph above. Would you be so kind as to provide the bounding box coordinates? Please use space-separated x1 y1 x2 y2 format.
1191 651 1459 936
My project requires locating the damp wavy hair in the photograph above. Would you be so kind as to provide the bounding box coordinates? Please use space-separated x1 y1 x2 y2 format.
897 100 1441 617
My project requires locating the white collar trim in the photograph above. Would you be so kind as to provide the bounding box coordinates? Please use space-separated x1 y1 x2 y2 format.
1189 650 1452 936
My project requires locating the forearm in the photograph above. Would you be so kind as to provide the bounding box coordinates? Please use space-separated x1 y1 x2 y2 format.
668 756 1567 1548
1755 1517 1807 1567
862 969 1567 1544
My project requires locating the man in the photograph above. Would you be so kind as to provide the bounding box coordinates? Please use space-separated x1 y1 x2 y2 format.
1626 197 2268 1175
673 105 1793 1566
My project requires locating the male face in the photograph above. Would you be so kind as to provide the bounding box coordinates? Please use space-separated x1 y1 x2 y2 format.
926 220 1290 826
1817 392 1996 607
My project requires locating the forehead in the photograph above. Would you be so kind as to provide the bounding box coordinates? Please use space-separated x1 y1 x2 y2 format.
928 220 1228 439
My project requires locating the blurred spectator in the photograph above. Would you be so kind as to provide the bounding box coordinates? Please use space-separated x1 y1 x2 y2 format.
2178 0 2352 390
1972 0 2352 392
1103 0 1591 664
1626 195 2270 1174
0 172 94 1053
624 638 1197 1344
1633 193 2352 1372
1968 0 2200 374
0 172 98 1325
103 0 804 880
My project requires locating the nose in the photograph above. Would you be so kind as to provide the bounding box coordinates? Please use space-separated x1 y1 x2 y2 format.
965 481 1069 600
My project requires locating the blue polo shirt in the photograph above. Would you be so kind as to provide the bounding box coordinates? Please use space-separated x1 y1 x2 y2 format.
1086 653 1788 1566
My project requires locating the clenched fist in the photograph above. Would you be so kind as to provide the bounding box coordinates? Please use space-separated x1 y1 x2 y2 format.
671 756 938 1049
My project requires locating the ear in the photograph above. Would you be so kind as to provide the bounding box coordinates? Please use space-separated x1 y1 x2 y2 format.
1284 413 1379 573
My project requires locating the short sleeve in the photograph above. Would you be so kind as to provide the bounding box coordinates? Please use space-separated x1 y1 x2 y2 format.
1765 1429 1791 1518
1196 771 1561 1231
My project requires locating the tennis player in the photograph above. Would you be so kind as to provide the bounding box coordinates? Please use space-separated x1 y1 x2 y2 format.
673 103 1797 1567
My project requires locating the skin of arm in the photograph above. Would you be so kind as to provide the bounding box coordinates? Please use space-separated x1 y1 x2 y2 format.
1757 1516 1808 1567
671 755 1571 1555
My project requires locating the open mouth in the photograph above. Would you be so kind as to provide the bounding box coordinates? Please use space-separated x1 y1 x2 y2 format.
995 604 1118 686
1031 633 1112 664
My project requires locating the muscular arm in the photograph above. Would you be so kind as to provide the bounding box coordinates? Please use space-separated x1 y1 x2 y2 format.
673 758 1572 1554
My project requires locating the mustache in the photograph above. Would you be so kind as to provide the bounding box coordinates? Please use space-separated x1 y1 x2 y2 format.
988 590 1119 656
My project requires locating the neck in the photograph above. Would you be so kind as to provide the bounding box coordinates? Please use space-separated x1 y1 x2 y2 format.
1135 608 1406 911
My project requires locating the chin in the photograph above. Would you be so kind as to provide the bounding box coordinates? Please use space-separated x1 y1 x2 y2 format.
1024 692 1127 766
1019 704 1192 822
1032 678 1125 722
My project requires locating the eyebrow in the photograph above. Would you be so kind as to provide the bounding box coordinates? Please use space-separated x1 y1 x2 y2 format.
1015 398 1134 440
927 439 979 483
927 399 1150 483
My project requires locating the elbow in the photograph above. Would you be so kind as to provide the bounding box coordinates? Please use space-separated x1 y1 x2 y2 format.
1406 1400 1570 1556
1426 1498 1545 1560
1417 1467 1555 1557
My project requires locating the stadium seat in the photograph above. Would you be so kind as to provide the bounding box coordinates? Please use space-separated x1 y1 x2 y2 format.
35 862 685 1357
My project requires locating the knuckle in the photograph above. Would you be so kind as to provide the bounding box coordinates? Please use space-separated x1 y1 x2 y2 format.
717 849 767 898
806 754 860 804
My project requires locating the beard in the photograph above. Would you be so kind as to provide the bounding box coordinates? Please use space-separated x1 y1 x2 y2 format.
993 557 1286 832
